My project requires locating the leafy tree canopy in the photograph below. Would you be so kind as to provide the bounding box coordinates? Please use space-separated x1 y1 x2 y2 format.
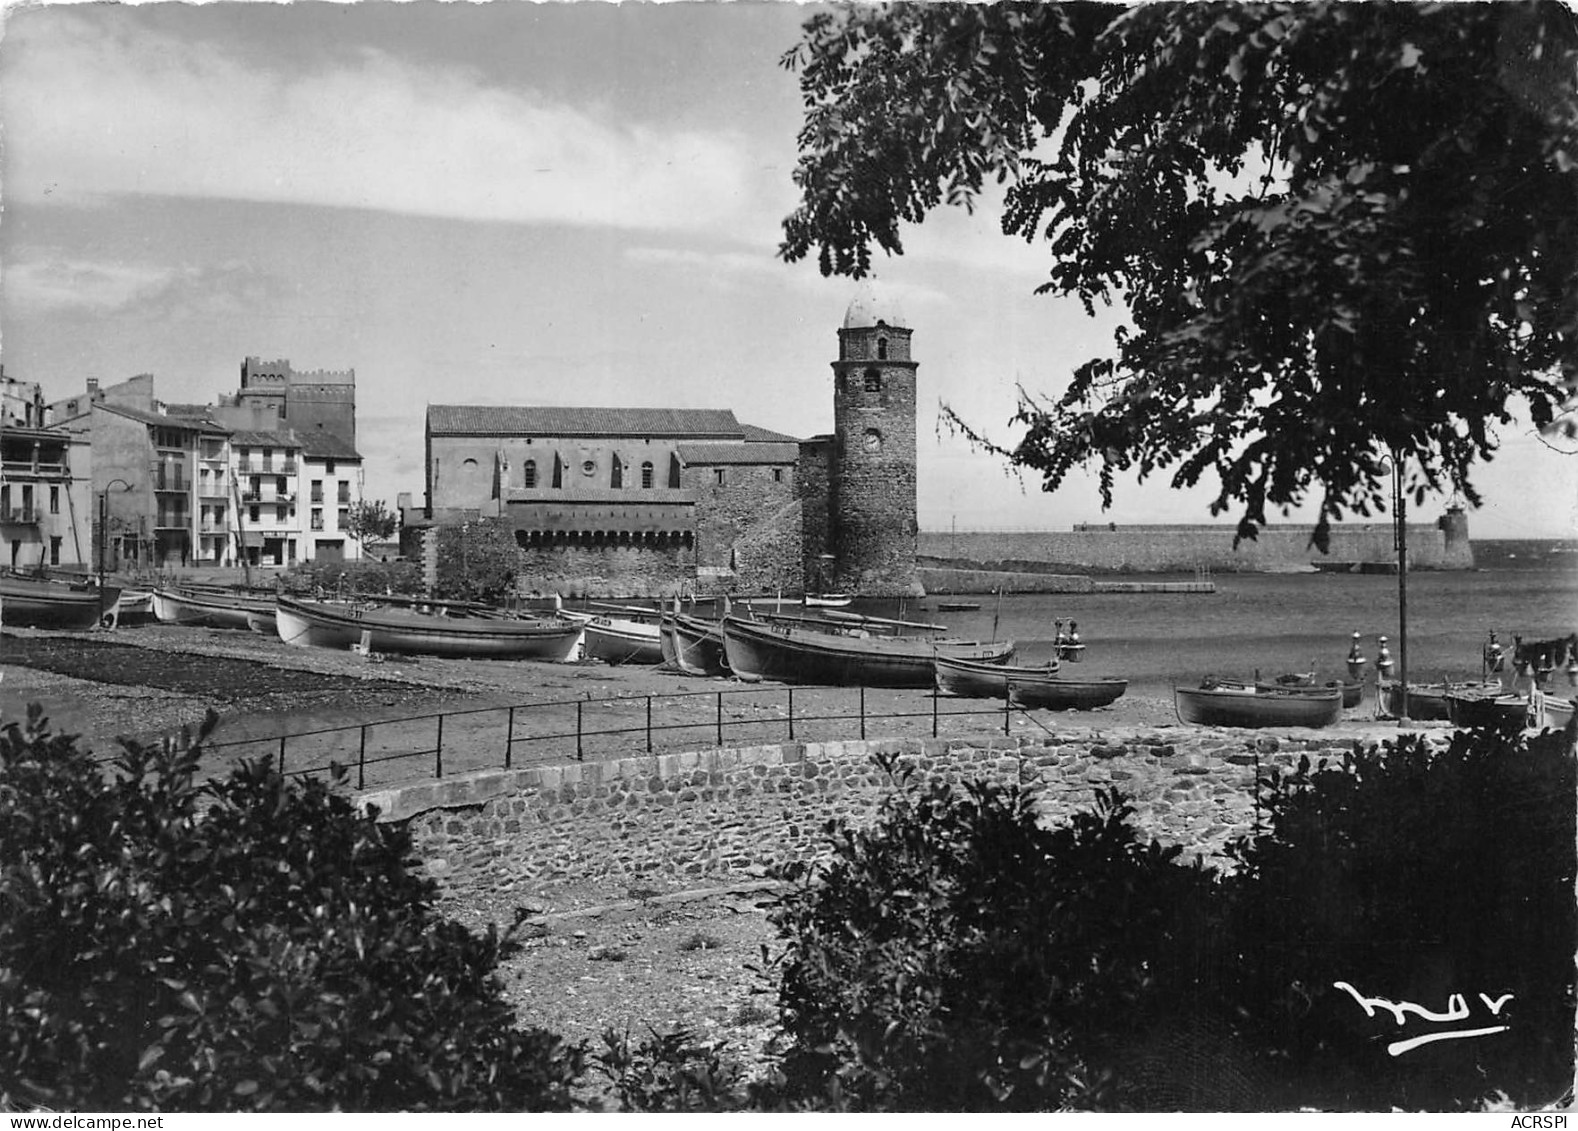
343 498 399 551
780 1 1577 544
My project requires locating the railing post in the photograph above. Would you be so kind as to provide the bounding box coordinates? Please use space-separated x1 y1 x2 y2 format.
357 725 367 791
646 695 653 754
506 706 515 769
1004 684 1012 736
435 714 445 779
860 686 866 741
278 735 286 776
716 692 723 747
577 700 584 762
788 687 795 741
932 686 939 738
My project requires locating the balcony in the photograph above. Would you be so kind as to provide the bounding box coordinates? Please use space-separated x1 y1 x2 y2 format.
1 507 39 525
256 460 299 476
1 460 68 478
241 491 262 503
155 515 190 531
155 480 188 494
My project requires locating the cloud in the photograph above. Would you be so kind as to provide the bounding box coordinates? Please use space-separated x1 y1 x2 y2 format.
1 11 777 239
6 255 284 318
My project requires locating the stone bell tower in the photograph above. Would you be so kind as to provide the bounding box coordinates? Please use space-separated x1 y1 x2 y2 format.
829 284 923 597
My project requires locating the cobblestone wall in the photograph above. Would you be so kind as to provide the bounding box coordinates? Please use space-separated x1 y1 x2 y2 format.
361 727 1395 894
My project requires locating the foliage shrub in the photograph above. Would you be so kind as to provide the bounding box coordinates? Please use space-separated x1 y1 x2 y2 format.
0 707 584 1112
762 751 1225 1111
433 519 521 603
1223 726 1577 1111
283 558 425 599
593 1028 751 1113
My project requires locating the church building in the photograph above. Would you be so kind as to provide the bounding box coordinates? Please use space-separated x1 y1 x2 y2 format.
412 289 923 598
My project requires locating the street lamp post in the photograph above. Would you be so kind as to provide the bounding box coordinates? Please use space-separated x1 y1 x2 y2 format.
98 479 134 625
1387 450 1410 722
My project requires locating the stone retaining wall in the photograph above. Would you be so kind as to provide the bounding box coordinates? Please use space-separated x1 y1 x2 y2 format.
360 726 1404 894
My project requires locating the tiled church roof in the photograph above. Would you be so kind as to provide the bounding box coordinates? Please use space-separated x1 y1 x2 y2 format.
428 405 743 438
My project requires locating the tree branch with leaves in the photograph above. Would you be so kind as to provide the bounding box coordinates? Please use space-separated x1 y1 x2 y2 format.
781 1 1577 546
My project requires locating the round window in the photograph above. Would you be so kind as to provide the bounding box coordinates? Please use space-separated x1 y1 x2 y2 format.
581 459 597 476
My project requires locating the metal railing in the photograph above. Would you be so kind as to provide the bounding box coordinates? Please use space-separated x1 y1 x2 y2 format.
169 684 1044 793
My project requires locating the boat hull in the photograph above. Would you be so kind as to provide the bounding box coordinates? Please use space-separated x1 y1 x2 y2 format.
1446 692 1529 730
1175 684 1343 728
1377 679 1502 721
153 587 273 631
579 616 664 665
0 577 118 629
723 614 1014 688
935 655 1127 711
661 612 728 676
276 596 583 660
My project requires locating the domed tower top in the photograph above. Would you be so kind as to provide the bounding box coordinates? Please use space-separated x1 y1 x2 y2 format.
842 281 908 331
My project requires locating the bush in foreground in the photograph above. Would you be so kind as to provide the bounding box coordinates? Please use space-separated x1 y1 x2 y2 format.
0 706 583 1112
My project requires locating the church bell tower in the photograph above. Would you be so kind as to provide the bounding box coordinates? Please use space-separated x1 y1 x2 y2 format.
829 285 923 597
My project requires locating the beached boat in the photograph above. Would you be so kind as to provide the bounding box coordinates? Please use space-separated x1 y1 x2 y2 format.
1445 690 1531 730
722 613 1014 688
1264 673 1363 709
660 610 729 676
1174 681 1344 729
1377 678 1503 721
0 574 119 629
276 595 583 660
245 609 278 636
1534 694 1575 731
935 655 1128 711
556 607 664 665
116 589 156 625
153 586 277 631
934 601 982 612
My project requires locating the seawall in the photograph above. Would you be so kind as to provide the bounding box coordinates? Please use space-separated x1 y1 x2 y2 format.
359 725 1407 893
919 517 1473 575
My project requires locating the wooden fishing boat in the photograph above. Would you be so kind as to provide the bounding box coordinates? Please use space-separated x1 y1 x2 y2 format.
722 613 1014 688
0 574 120 629
245 609 278 636
553 606 661 664
934 600 982 612
935 655 1128 711
1534 695 1574 731
1174 681 1344 729
275 595 583 660
1377 679 1503 721
660 610 729 676
116 589 157 625
153 586 276 631
1264 674 1363 709
804 593 854 608
1445 691 1530 730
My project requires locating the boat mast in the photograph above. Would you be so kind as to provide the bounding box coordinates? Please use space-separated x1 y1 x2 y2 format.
231 475 255 589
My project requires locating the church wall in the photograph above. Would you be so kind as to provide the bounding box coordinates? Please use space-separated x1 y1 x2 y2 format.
683 461 803 595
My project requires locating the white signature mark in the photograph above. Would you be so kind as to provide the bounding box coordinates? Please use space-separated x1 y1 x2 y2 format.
1332 981 1513 1057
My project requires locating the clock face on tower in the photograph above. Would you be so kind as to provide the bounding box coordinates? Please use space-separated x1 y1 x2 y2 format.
863 428 883 452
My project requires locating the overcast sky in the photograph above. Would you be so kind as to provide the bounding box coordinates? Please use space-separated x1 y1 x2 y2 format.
3 0 1573 539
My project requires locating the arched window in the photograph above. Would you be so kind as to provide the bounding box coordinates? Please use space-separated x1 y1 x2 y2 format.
864 368 881 392
877 337 888 360
611 456 623 489
523 459 537 488
641 461 654 489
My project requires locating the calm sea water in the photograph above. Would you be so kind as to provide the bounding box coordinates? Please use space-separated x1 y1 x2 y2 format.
855 539 1578 697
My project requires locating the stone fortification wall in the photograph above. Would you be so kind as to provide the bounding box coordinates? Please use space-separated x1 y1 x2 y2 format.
919 521 1472 575
360 727 1391 892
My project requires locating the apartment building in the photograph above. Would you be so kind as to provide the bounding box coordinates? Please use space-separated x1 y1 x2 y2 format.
300 430 364 563
0 424 93 571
